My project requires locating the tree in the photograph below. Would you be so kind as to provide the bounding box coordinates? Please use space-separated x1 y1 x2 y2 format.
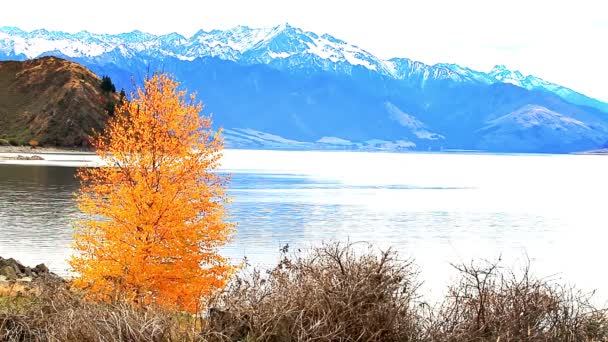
119 88 127 104
71 73 234 313
100 75 116 93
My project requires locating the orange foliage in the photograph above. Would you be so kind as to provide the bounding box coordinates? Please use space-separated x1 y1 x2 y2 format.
70 73 234 313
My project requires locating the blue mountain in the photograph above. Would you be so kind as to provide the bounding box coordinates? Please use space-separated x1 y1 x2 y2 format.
1 24 607 153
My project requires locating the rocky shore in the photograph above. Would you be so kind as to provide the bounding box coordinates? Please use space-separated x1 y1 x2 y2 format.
0 257 60 283
0 155 45 161
0 146 100 166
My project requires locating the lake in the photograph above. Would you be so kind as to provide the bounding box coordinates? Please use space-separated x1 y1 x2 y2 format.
1 149 607 300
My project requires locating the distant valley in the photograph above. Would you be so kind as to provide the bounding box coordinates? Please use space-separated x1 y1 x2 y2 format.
1 25 608 153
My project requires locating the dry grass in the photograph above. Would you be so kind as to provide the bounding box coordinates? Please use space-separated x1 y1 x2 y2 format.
0 279 198 342
2 244 608 341
0 281 38 298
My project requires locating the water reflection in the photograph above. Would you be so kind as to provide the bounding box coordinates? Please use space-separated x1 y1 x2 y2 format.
0 165 80 272
1 151 608 302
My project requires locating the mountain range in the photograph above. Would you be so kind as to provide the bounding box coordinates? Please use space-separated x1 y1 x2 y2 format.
1 24 607 153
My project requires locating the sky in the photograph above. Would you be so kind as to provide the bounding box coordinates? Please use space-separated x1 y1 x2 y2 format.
2 0 607 101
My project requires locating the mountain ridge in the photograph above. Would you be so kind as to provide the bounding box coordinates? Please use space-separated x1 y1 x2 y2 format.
1 25 607 153
1 24 604 108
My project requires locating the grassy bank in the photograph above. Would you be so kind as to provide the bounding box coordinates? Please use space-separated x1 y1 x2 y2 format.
2 243 607 341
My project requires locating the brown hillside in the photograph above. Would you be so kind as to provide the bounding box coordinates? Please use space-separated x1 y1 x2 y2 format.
0 56 119 147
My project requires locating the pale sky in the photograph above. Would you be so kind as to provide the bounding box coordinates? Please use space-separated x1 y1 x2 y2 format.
3 0 607 101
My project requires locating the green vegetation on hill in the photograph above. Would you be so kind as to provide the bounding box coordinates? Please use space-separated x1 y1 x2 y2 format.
0 56 119 147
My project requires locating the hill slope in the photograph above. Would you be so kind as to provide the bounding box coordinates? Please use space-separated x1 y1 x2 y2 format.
0 56 118 146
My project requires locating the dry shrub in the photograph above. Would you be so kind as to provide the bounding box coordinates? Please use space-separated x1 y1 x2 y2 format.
0 279 197 342
2 244 608 342
425 259 608 342
202 242 423 342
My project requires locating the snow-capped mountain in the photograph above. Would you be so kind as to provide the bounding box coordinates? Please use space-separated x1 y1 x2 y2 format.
487 65 608 113
435 63 608 112
0 24 393 74
1 24 607 153
1 24 604 107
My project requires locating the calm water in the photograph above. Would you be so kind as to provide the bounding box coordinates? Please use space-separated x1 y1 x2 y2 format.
1 150 607 299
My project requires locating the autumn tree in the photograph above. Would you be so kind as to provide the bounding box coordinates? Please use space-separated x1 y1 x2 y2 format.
71 73 234 313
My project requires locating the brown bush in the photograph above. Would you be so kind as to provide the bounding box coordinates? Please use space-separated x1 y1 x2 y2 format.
202 242 423 342
425 259 608 342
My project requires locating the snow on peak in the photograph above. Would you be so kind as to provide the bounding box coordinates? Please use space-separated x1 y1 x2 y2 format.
316 136 352 144
0 25 420 75
298 32 395 73
0 24 599 107
487 65 559 91
161 32 186 41
5 35 111 58
215 24 393 73
489 64 528 86
308 36 378 70
0 26 24 34
195 24 289 53
267 51 293 58
491 64 508 72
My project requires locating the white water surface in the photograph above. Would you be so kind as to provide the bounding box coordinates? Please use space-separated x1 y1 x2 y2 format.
1 150 607 302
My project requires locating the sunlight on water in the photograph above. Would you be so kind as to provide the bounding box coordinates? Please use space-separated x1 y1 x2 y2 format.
1 150 607 301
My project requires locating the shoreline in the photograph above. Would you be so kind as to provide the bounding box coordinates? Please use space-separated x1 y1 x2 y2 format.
3 145 608 156
0 146 99 167
576 148 608 155
1 146 606 169
3 144 608 153
0 145 94 154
